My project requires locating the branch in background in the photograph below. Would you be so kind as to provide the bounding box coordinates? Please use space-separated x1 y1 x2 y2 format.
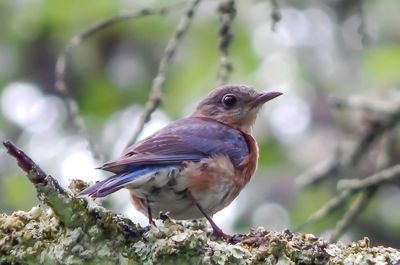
331 96 398 115
296 96 400 187
270 0 281 31
125 0 202 147
55 5 176 96
357 0 368 47
337 164 400 193
297 96 400 237
329 187 377 243
298 161 400 238
295 189 352 232
325 133 397 241
296 147 343 188
54 3 185 158
217 0 236 84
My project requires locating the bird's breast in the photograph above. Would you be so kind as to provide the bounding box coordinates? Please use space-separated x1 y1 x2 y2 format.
237 132 259 186
127 133 259 220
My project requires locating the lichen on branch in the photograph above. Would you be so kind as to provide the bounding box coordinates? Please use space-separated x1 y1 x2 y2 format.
1 141 400 265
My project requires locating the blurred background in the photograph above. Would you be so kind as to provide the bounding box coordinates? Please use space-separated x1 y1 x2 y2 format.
1 0 399 247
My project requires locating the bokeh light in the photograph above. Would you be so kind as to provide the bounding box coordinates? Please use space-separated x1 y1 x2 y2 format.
0 0 399 248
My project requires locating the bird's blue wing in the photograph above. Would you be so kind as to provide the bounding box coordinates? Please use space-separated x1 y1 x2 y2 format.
80 165 179 198
100 117 249 173
81 117 249 198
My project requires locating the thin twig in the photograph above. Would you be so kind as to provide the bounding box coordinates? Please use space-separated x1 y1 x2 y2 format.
328 133 396 242
331 96 398 115
54 3 185 159
297 100 400 187
295 147 343 188
329 187 376 243
55 6 180 116
357 0 368 47
2 140 73 222
217 0 236 84
3 140 48 185
125 0 202 147
337 164 400 191
3 140 143 235
299 128 399 232
295 189 351 231
350 111 400 165
270 0 281 31
55 3 184 97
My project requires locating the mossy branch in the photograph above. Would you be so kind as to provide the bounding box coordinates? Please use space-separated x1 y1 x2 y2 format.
1 141 400 265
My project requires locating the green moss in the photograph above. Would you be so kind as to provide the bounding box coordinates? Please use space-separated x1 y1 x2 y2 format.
1 176 399 264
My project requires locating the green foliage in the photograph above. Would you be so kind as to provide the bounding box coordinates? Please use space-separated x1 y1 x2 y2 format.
364 45 400 86
79 75 124 118
289 187 347 234
258 138 286 168
2 175 38 212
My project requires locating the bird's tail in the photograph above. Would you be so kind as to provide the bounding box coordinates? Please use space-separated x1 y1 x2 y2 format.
79 166 162 198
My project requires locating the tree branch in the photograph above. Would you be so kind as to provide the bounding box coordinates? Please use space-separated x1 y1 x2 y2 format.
217 0 236 84
2 141 400 264
270 0 281 31
337 164 400 191
329 187 377 243
54 3 186 160
125 0 202 147
296 97 400 187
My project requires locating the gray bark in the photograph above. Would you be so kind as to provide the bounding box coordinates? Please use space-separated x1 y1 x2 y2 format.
1 142 399 265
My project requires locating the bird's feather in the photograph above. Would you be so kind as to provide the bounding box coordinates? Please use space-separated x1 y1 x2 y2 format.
80 165 180 198
100 117 249 173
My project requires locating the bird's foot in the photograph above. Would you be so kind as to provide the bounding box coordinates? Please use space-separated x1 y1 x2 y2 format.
228 234 244 244
227 230 270 246
211 226 230 240
210 229 257 245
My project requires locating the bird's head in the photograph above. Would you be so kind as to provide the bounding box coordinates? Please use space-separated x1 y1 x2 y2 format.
192 84 282 133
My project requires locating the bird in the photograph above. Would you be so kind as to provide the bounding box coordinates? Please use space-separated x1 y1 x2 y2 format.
80 84 282 239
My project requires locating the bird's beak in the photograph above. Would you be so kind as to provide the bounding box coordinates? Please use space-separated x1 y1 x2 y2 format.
252 91 283 107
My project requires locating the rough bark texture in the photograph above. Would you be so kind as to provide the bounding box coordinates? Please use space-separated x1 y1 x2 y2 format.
1 202 400 265
1 142 400 265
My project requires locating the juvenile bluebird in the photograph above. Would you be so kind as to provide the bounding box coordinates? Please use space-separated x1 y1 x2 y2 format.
80 84 282 238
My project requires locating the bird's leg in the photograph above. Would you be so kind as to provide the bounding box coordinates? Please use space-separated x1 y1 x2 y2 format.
146 197 155 225
187 190 229 239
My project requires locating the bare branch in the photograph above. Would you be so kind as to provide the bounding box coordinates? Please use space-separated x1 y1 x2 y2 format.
3 141 48 184
125 0 202 147
329 188 377 243
296 147 343 188
54 3 186 159
331 96 399 115
357 0 369 47
270 0 281 31
298 130 399 233
297 99 400 187
337 164 400 191
55 3 184 97
217 0 236 84
2 140 142 236
296 189 352 231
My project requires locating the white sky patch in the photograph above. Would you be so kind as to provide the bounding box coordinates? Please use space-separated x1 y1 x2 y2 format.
251 202 290 230
60 138 100 186
1 82 66 133
268 96 311 141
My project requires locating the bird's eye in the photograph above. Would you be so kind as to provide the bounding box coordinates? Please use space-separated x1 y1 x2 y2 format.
222 94 237 108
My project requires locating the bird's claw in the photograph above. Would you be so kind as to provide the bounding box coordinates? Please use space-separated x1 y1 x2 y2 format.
211 227 230 240
228 234 244 244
